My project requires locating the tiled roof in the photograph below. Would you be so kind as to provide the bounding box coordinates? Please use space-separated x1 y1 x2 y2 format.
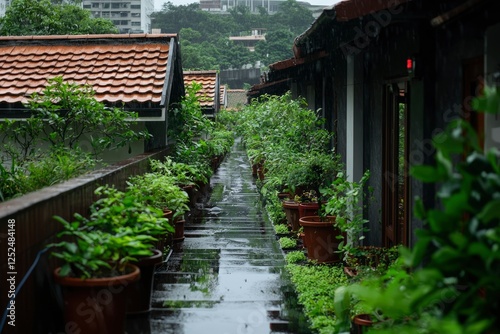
0 34 177 105
183 70 219 108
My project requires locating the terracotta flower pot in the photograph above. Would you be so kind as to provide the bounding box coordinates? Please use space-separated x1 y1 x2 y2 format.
174 218 185 242
298 202 320 218
126 249 163 315
156 209 174 252
282 200 300 231
54 264 140 334
251 163 258 177
299 216 344 263
352 313 373 334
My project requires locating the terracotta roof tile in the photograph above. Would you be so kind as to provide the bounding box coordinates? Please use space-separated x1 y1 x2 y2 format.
0 34 176 105
183 70 219 108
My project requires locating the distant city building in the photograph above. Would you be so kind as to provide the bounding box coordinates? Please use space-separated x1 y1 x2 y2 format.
229 29 265 52
200 0 326 17
82 0 154 33
200 0 283 13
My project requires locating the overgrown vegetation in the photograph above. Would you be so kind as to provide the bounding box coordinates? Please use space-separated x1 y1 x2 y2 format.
332 87 500 333
287 264 348 334
0 77 149 201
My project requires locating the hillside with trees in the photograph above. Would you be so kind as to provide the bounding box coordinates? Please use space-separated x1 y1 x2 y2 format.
0 0 118 35
151 0 314 70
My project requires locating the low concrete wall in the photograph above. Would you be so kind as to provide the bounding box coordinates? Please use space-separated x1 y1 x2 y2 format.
0 148 169 334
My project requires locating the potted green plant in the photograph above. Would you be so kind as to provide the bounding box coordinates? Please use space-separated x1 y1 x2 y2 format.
83 185 172 314
323 170 371 261
285 151 340 197
298 170 370 264
127 173 189 242
295 189 320 218
48 218 154 333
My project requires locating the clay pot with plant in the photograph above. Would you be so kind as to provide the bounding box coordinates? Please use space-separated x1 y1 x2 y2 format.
80 186 172 314
322 170 371 262
298 170 370 264
127 173 189 242
48 216 156 333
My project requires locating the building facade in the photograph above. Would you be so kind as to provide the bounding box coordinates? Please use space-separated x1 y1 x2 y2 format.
200 0 284 13
82 0 154 33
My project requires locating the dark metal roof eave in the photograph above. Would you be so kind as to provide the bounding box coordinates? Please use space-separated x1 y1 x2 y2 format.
294 7 336 50
160 36 177 108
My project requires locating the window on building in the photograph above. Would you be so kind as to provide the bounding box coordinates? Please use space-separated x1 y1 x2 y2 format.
131 13 140 17
120 20 129 25
121 12 128 17
103 3 110 8
131 4 141 9
83 4 91 8
102 12 110 17
131 21 141 26
92 2 99 7
111 3 120 8
113 20 121 25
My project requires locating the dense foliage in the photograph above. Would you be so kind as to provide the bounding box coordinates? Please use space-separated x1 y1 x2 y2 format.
152 0 314 70
0 0 118 35
0 77 149 201
333 87 500 333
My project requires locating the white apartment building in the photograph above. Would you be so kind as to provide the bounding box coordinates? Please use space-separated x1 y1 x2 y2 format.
83 0 154 33
201 0 283 13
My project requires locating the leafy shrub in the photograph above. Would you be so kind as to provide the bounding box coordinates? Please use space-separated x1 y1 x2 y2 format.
274 224 290 234
285 250 307 264
279 237 297 249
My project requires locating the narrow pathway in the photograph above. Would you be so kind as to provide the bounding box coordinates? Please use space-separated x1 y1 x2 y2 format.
143 138 302 334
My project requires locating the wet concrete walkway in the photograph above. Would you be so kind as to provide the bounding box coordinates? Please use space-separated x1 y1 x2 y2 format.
141 138 303 334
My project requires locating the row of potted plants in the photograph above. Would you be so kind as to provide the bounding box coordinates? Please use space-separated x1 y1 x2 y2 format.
48 184 172 333
270 207 400 333
234 93 372 264
265 87 500 333
45 84 235 333
238 93 406 333
332 87 500 333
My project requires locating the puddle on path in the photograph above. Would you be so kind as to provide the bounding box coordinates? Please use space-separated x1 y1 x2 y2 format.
126 139 311 334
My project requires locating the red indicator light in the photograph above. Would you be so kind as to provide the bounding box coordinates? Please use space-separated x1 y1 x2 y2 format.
406 58 413 70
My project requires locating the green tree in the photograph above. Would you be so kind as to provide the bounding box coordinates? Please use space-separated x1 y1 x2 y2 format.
26 76 149 154
255 29 295 65
181 44 218 70
0 0 118 36
179 27 203 44
272 0 314 35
